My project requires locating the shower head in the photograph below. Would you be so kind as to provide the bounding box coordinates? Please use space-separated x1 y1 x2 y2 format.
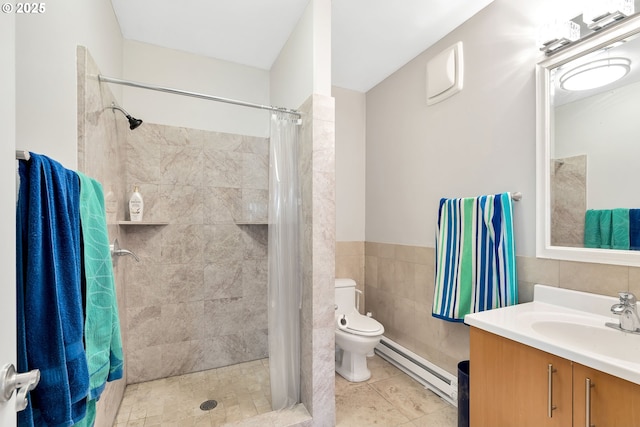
110 102 143 130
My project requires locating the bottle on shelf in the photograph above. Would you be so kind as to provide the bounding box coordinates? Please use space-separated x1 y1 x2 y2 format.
129 185 144 222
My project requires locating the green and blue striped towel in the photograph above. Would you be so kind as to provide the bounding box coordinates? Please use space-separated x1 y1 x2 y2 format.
433 192 518 322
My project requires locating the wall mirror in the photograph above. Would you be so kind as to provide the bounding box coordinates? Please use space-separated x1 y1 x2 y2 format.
537 14 640 266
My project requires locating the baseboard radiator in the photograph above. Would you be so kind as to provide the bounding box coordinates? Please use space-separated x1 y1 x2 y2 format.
375 336 458 406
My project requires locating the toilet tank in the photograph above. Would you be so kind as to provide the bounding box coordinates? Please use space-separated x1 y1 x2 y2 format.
335 278 357 315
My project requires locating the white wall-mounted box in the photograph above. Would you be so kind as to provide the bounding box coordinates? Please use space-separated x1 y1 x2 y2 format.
426 42 464 105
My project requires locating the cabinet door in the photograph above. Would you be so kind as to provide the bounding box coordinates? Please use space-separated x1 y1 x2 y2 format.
573 363 640 427
470 327 572 427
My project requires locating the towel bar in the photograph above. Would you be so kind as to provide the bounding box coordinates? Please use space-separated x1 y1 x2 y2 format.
15 150 30 161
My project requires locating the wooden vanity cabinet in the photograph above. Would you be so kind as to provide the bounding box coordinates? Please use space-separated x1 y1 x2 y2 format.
470 327 572 427
470 327 640 427
573 363 640 427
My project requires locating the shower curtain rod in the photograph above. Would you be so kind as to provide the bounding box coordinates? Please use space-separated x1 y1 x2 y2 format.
98 75 301 118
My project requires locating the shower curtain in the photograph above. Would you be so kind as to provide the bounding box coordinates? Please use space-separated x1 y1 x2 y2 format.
268 111 301 410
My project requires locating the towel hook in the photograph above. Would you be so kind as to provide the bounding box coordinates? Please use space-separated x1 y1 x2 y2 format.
109 238 140 262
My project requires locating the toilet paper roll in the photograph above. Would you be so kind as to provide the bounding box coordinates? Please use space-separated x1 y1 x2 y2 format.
336 314 349 330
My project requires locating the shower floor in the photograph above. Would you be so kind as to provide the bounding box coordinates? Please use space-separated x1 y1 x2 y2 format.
114 359 271 426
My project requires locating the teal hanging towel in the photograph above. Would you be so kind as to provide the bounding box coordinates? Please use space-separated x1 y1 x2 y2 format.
433 192 518 322
74 172 124 427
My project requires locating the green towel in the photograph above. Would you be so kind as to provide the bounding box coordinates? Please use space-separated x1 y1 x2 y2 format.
612 208 630 250
75 173 124 427
584 210 601 248
599 210 612 249
584 209 630 250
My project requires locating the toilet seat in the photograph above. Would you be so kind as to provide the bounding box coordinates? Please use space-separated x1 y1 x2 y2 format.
338 312 384 337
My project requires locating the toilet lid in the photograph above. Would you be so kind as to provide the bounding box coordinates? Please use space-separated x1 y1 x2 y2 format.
345 314 383 334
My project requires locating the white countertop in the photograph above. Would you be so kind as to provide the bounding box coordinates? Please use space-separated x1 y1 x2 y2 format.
465 285 640 385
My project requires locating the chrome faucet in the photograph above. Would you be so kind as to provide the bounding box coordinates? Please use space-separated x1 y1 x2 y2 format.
606 292 640 334
109 238 140 262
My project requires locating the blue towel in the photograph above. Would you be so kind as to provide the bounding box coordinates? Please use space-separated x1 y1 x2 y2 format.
17 153 89 427
74 173 124 427
433 192 518 322
16 180 33 426
630 209 640 250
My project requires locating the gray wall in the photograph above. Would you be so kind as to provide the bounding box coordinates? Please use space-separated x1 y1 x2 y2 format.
17 0 123 169
333 87 366 243
365 0 540 254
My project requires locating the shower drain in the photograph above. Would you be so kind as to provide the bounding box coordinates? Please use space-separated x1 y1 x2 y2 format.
200 400 218 411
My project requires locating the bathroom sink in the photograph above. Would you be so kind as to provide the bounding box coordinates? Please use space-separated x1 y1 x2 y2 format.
465 285 640 385
529 316 640 364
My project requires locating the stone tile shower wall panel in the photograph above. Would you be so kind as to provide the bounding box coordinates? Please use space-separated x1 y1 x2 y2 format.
550 155 586 248
77 46 128 427
123 123 269 383
297 94 336 426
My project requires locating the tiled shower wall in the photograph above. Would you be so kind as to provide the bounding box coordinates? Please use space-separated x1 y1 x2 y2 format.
298 94 336 425
121 123 270 383
77 46 128 427
80 47 335 426
551 155 586 248
79 45 271 415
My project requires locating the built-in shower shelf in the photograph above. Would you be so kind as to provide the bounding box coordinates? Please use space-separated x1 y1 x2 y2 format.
235 222 268 225
117 221 169 226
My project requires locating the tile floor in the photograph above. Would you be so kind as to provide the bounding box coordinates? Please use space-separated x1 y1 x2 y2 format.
114 359 272 426
114 354 457 426
335 355 457 427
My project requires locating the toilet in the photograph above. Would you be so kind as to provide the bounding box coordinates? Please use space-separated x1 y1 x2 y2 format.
334 278 384 382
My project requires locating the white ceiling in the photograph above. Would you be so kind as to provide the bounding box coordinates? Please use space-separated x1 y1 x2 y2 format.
111 0 495 93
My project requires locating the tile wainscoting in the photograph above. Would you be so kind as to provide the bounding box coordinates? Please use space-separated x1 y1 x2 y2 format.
335 241 640 376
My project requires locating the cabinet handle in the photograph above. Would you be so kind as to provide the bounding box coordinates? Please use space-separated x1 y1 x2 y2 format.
586 378 595 427
548 364 557 418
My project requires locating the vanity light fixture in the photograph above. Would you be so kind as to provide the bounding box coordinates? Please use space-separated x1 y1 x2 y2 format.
559 57 631 91
583 0 634 31
538 19 580 54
